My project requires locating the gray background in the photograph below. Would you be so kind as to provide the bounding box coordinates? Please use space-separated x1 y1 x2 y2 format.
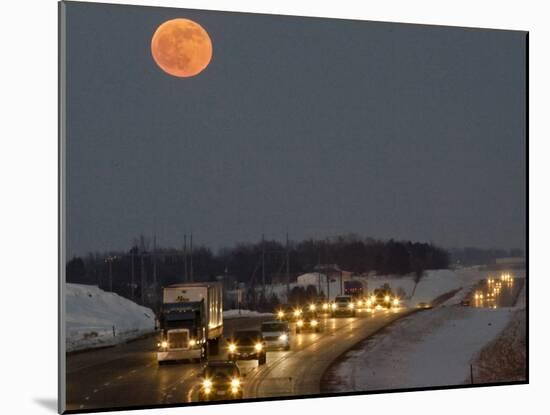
65 2 526 257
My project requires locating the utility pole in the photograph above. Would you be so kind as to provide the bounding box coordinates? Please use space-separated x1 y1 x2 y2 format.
105 256 115 292
140 253 146 304
153 235 157 287
190 233 194 282
183 234 188 282
261 234 266 297
286 232 290 300
130 251 135 300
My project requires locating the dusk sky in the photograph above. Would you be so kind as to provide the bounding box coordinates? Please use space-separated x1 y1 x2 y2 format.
65 2 526 258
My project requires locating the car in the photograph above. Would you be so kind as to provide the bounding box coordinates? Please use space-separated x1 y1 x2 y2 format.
227 330 267 365
331 295 356 317
296 315 321 333
275 305 304 322
198 360 243 401
416 302 432 309
261 320 291 350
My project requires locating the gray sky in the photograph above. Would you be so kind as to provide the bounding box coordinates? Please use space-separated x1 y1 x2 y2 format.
65 2 526 258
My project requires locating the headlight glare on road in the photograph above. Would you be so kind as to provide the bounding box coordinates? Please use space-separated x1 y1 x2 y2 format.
228 343 237 352
231 387 240 394
255 342 263 351
297 320 304 327
279 334 288 341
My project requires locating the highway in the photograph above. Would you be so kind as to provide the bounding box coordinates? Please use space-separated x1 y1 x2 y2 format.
66 308 410 411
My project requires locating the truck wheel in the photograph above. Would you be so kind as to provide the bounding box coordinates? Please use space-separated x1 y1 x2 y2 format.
258 353 267 365
208 338 220 356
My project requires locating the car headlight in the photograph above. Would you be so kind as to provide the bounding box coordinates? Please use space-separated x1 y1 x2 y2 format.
277 311 284 318
189 339 197 347
322 303 328 310
357 300 363 307
297 320 304 327
366 299 372 306
279 334 288 341
393 298 399 306
231 378 240 388
348 303 354 309
203 379 212 389
384 295 390 303
160 341 168 348
309 304 316 311
311 320 318 327
255 343 263 351
228 343 237 352
293 310 302 317
331 303 337 310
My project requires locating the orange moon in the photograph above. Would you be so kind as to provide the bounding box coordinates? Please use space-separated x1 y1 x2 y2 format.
151 18 212 78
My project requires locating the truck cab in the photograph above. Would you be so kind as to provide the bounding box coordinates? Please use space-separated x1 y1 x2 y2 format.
331 295 356 317
157 302 205 363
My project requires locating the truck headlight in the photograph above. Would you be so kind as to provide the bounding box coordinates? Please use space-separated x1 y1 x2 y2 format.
160 341 168 348
255 343 263 352
279 334 288 341
228 343 237 352
311 320 318 327
297 320 304 327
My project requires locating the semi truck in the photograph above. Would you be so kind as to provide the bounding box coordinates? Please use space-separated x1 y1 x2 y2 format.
157 282 223 364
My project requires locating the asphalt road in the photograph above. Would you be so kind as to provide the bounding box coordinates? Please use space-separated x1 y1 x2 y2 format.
66 309 410 411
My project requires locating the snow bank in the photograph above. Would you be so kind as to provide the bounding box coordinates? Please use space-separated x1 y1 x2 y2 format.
65 284 156 352
223 309 274 319
325 306 516 392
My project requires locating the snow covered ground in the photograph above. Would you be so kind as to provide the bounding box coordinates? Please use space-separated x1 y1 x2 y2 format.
65 284 156 352
227 267 486 306
223 309 274 319
324 270 526 392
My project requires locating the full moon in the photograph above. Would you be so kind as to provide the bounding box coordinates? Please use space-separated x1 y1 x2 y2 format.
151 18 212 78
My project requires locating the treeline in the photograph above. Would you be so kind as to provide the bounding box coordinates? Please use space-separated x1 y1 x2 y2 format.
66 234 449 308
449 247 524 266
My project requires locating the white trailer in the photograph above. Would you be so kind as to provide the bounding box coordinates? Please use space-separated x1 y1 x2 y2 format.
157 282 223 363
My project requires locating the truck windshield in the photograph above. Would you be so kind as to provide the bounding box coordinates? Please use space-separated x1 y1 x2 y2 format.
234 331 261 345
261 323 287 332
